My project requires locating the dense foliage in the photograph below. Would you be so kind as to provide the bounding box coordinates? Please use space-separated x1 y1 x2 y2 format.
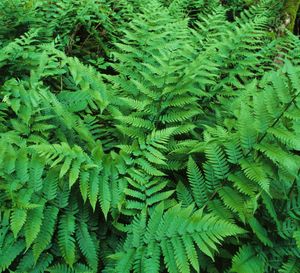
0 0 300 272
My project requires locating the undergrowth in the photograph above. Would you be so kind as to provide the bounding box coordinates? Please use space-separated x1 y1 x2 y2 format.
0 0 300 272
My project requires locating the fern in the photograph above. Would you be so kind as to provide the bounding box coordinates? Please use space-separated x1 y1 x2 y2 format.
231 245 266 273
76 214 98 271
107 203 244 272
1 0 300 272
187 156 209 207
32 206 59 261
58 209 76 267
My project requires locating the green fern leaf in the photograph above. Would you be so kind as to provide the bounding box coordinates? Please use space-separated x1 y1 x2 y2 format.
88 168 99 211
279 257 300 273
231 245 266 273
79 171 89 203
248 217 273 247
69 158 83 188
187 156 208 207
99 164 111 219
33 206 59 261
171 236 190 273
15 148 29 182
237 103 257 149
294 230 300 249
24 206 44 248
0 238 25 272
76 221 98 271
205 144 229 179
58 210 76 266
11 208 27 238
240 159 270 193
29 153 44 192
59 157 72 179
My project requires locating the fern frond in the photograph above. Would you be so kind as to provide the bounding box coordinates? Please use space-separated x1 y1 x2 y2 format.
108 204 245 272
205 144 229 180
231 245 266 273
76 219 98 271
33 206 59 261
279 257 300 273
0 237 25 272
10 208 27 238
58 209 76 266
187 157 209 207
240 159 270 193
24 206 44 248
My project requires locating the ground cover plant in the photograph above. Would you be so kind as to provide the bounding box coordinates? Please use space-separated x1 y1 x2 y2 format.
0 0 300 272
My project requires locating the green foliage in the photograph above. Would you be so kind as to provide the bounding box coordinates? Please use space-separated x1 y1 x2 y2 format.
0 0 300 272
